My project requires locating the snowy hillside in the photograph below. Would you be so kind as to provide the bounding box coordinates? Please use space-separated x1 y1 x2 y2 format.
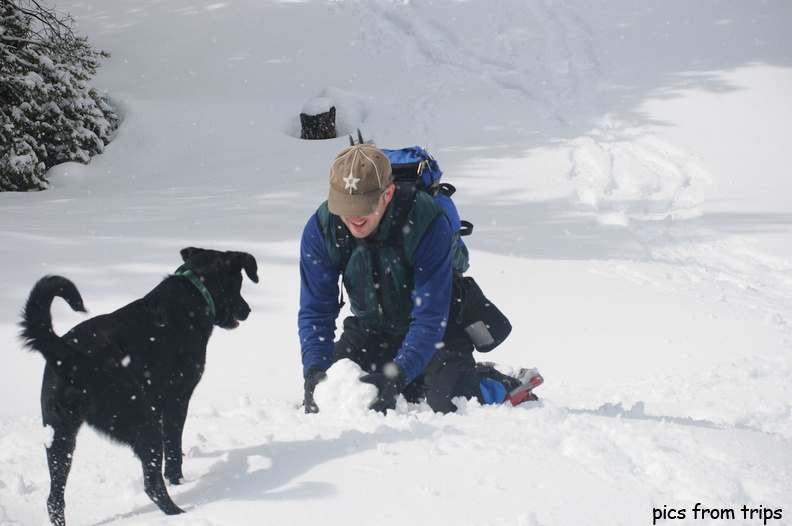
1 1 791 525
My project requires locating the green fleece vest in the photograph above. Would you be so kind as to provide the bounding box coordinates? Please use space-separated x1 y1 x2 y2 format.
316 189 446 334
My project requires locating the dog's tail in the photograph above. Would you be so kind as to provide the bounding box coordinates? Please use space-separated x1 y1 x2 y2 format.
19 275 87 364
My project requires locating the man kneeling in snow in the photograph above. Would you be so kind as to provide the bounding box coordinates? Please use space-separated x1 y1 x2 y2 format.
298 144 541 414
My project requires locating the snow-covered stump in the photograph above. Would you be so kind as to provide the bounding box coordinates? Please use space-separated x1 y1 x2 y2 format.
300 97 336 140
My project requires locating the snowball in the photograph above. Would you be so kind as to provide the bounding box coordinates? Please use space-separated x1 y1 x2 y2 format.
313 359 377 418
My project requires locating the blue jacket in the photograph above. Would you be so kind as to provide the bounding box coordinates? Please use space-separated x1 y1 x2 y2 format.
298 191 453 384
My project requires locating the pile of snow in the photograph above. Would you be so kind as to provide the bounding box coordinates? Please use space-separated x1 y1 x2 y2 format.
313 359 380 418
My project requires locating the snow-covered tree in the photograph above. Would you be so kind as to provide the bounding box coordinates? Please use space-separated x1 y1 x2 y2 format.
0 0 118 191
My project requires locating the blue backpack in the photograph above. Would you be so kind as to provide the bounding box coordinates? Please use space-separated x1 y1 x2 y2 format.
381 146 473 274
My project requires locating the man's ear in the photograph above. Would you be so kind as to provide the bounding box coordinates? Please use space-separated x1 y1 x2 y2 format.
382 183 396 204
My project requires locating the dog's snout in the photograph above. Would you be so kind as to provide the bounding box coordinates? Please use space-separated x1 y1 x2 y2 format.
235 299 251 321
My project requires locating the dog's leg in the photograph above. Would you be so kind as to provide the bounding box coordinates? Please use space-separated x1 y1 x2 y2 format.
45 419 80 526
133 433 184 516
42 373 86 526
162 396 191 485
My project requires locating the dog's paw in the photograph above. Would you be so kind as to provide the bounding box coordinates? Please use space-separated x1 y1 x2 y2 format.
166 475 185 486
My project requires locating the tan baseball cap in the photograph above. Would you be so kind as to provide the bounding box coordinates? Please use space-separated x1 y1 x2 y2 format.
328 145 393 216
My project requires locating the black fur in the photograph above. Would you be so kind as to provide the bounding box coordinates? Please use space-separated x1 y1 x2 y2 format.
19 247 258 526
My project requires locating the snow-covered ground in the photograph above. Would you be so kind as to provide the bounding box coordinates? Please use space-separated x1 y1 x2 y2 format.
1 1 791 525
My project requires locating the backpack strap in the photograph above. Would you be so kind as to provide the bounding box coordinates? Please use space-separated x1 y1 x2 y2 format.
389 180 418 261
333 213 354 273
438 181 456 197
331 213 352 308
437 182 473 236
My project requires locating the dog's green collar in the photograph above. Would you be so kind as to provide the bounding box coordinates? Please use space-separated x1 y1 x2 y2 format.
173 270 216 319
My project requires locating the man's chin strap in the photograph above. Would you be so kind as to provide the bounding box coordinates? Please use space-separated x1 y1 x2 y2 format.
173 269 217 320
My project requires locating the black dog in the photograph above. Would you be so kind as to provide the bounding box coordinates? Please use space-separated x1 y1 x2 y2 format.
19 247 258 526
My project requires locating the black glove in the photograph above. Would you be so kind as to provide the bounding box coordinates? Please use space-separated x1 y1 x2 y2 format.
360 363 407 413
303 365 327 414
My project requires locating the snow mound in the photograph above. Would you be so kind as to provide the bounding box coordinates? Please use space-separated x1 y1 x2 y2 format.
310 87 369 137
313 359 378 418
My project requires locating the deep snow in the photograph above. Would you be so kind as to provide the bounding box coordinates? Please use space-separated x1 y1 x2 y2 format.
1 1 791 525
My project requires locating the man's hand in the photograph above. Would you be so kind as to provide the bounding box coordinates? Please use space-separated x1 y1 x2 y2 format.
360 363 407 413
303 365 327 414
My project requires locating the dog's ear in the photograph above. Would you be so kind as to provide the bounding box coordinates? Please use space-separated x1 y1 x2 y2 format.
180 247 203 262
232 252 259 283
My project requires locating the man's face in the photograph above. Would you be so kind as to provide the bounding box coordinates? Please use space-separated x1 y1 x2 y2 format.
340 184 395 238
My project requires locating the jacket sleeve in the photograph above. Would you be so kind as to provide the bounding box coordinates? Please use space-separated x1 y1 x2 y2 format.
393 214 454 383
298 214 340 376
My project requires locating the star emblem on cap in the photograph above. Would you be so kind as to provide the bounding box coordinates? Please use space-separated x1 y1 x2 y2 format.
343 174 361 192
